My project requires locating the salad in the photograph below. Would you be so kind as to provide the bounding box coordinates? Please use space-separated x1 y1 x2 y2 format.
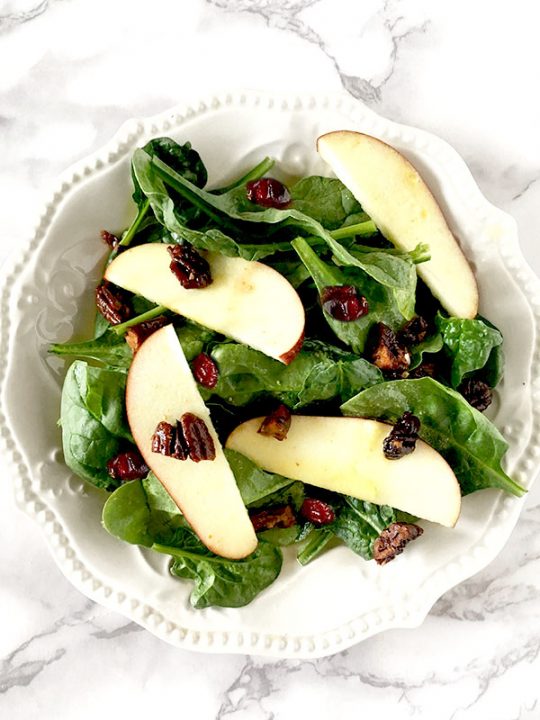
51 131 524 609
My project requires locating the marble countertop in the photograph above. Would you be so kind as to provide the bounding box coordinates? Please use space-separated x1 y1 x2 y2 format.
1 1 540 718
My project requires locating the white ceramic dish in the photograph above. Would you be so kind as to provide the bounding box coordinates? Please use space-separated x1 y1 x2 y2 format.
1 91 540 659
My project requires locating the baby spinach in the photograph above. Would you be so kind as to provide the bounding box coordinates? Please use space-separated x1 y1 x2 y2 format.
50 332 133 370
224 449 297 506
436 313 503 388
332 498 396 560
341 377 524 496
409 333 444 370
60 361 131 490
289 176 366 229
297 528 334 565
155 537 282 609
209 340 382 408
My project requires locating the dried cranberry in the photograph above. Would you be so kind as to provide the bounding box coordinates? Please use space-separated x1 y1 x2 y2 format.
258 404 292 441
250 505 296 532
300 498 335 525
95 281 132 326
180 413 216 462
192 353 219 389
320 285 369 322
125 316 169 353
167 243 212 289
382 411 421 460
106 450 149 482
373 522 423 565
246 178 291 209
100 230 119 249
397 316 429 346
459 378 493 412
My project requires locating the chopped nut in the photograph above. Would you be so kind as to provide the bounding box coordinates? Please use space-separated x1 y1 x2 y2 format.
397 316 429 346
95 280 132 325
459 378 493 412
382 411 421 460
167 243 212 289
250 505 296 532
125 316 169 353
106 450 149 482
179 412 216 462
373 522 423 565
151 421 176 456
258 404 292 441
100 230 119 249
370 323 411 371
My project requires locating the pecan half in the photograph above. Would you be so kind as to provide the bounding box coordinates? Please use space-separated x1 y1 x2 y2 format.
106 450 149 482
382 411 421 460
397 316 429 346
125 316 169 353
258 404 292 441
180 413 216 462
95 280 132 325
151 421 176 456
373 522 423 565
370 323 411 372
100 229 119 249
459 378 492 412
167 243 212 289
250 505 296 532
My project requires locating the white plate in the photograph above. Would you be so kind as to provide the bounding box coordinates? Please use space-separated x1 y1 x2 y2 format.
1 91 540 659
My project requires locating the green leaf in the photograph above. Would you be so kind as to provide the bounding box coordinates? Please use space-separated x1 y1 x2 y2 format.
224 449 295 506
436 313 504 388
291 236 404 353
175 321 219 362
60 361 131 490
332 498 396 560
209 340 382 408
289 176 365 229
297 529 334 565
409 333 444 370
50 331 133 369
341 377 524 496
155 539 282 609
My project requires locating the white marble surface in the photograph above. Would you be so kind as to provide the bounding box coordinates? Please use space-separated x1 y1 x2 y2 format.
1 1 540 717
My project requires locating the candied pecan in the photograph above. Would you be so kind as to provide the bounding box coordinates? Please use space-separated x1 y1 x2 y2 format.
250 505 296 532
373 522 423 565
459 378 493 412
192 353 219 389
180 412 216 462
397 316 429 346
258 404 292 441
300 498 335 525
100 230 119 249
370 323 411 372
125 316 169 353
106 450 149 482
246 178 291 209
383 411 421 460
320 285 369 322
167 243 212 289
95 280 132 325
151 421 176 456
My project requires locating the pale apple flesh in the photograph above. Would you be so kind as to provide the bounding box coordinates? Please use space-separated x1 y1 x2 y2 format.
317 130 479 320
126 324 257 559
226 415 461 527
105 243 305 364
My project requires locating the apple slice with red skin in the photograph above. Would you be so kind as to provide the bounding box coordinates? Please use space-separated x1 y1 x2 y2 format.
105 243 304 364
317 130 479 320
226 415 461 527
126 323 257 559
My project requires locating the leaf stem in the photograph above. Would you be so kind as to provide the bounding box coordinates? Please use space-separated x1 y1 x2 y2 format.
214 157 275 194
119 198 150 247
329 220 378 240
112 305 168 335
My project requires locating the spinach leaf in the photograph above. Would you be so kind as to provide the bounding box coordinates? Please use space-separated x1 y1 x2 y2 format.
409 333 444 370
259 526 302 546
332 498 396 560
154 537 282 609
224 449 295 506
341 377 524 496
209 340 381 408
60 361 130 490
289 176 366 229
291 236 403 353
102 472 185 546
436 313 504 388
297 529 334 565
50 331 133 369
176 321 219 361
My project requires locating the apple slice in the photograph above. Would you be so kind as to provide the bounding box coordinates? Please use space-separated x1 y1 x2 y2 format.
226 415 461 527
105 243 304 364
126 323 257 559
317 130 479 319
